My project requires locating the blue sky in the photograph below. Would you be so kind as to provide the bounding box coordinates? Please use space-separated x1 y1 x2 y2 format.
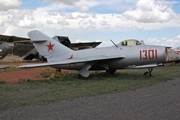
0 0 180 48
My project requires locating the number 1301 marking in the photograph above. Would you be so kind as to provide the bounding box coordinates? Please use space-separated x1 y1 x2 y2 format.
140 50 158 60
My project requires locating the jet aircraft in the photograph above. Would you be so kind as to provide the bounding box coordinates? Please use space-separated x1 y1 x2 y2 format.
19 30 168 78
0 41 11 59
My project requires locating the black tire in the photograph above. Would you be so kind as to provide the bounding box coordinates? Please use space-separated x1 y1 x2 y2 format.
143 72 150 77
106 69 116 74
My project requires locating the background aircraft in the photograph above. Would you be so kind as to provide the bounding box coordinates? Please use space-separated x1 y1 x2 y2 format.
0 41 11 59
19 30 168 78
0 34 101 60
166 47 180 64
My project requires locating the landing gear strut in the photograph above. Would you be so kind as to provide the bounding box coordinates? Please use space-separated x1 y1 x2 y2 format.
106 69 116 74
143 68 153 77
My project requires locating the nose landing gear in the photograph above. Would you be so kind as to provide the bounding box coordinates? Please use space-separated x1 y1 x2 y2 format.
143 68 153 77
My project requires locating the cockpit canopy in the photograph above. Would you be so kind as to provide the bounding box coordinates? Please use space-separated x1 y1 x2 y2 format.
117 39 145 47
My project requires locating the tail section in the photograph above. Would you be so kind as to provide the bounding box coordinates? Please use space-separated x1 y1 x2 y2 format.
28 30 73 60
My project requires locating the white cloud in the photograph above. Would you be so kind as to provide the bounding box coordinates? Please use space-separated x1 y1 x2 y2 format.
146 34 180 48
0 0 21 11
0 9 43 29
0 0 180 47
17 15 43 28
177 35 180 39
44 0 98 13
121 0 174 23
46 0 80 5
0 19 4 26
0 7 179 34
89 19 96 26
77 18 96 29
60 12 75 19
47 20 54 24
3 25 17 35
165 35 180 47
78 5 89 12
100 20 110 29
147 38 160 43
57 18 70 26
134 24 143 30
77 14 89 19
75 0 98 8
78 19 88 29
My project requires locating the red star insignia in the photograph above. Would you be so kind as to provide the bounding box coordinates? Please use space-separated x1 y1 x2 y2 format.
47 42 55 52
68 54 73 59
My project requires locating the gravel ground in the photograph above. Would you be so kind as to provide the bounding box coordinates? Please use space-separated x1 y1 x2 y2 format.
0 55 55 83
1 78 180 120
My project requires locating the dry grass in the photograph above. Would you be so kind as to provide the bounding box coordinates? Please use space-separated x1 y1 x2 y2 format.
0 65 180 110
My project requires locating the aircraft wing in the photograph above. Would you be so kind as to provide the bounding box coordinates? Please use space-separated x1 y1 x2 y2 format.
71 42 102 49
19 55 125 68
0 35 30 42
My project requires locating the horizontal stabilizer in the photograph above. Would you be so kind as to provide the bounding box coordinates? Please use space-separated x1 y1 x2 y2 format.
28 30 49 42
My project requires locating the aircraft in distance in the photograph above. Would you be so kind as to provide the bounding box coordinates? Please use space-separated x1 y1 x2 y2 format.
0 41 11 59
165 47 180 63
19 30 168 78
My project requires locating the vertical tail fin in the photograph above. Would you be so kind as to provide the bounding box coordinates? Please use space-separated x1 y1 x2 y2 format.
28 30 73 59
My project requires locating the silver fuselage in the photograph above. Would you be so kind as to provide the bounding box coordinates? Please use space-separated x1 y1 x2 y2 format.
50 45 167 71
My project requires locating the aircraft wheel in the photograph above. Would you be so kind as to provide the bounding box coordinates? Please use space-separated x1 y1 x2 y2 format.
106 69 116 74
79 74 83 78
78 74 89 80
143 72 151 77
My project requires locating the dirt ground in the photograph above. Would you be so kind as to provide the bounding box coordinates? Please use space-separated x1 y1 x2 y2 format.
0 55 56 83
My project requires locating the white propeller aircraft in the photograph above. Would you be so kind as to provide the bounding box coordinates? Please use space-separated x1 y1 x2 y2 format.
19 30 168 78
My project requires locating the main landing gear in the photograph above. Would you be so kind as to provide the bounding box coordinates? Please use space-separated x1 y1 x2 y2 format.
106 69 116 74
143 68 153 77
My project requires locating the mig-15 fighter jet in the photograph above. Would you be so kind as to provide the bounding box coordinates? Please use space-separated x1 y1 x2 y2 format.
19 30 168 78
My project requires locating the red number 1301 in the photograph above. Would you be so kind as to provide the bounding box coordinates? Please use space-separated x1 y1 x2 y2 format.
140 50 158 60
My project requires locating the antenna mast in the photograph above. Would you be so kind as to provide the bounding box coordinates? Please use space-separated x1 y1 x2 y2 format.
110 39 118 48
